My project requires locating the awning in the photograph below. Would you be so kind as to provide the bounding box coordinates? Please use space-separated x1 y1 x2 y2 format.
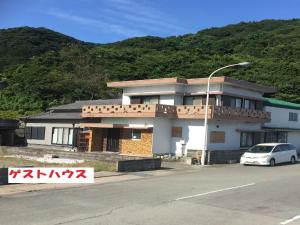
236 127 300 132
262 127 300 132
80 123 153 129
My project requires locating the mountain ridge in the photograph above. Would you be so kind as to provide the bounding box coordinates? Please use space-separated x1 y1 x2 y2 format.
0 19 299 118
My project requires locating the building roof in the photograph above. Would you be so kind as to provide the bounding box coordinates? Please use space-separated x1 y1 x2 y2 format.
107 76 276 93
264 98 300 110
49 99 122 111
107 77 186 88
25 112 82 121
25 99 121 121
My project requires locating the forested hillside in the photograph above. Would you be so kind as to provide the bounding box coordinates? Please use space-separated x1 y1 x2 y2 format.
0 19 299 119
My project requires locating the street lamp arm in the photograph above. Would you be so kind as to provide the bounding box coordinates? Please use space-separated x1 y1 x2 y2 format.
201 62 250 166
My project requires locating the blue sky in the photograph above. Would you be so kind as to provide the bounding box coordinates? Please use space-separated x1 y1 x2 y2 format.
1 0 299 43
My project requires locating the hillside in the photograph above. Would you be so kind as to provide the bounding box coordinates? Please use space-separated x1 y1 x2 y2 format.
0 19 299 118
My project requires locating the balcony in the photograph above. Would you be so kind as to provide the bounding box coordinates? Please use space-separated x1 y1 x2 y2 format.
82 104 271 122
82 104 176 118
213 106 271 122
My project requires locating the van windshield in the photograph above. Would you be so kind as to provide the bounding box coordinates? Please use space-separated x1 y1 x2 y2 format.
247 145 274 153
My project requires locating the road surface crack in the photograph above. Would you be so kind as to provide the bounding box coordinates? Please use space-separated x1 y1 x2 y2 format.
53 206 124 225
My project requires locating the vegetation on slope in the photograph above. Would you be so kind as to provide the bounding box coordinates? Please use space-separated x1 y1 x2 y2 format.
0 19 299 118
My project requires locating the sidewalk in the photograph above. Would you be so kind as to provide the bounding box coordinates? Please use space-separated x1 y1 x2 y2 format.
0 171 138 196
0 168 176 196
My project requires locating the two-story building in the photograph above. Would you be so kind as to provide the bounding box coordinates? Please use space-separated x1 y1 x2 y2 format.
80 76 287 163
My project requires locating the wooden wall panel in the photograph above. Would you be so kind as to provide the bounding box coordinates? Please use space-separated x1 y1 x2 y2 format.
210 131 225 143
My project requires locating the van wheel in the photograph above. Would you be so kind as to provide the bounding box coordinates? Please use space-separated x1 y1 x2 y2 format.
269 159 276 167
291 156 296 164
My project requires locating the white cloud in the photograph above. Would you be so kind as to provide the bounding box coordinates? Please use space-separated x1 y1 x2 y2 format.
45 8 145 37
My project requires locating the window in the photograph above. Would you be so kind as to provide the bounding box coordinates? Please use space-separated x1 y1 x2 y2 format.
142 96 159 104
52 128 74 145
289 112 298 121
25 127 45 140
131 130 141 140
229 97 242 108
265 131 287 143
249 100 256 109
240 132 254 147
244 99 250 109
183 96 202 105
172 127 182 138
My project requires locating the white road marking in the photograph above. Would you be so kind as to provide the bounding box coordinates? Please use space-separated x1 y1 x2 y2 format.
175 183 256 201
280 215 300 225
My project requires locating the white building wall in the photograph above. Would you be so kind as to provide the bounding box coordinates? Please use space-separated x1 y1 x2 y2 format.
171 120 205 155
152 118 172 154
264 106 300 129
122 95 131 105
207 121 261 150
122 84 185 96
222 84 263 99
187 84 221 95
288 132 300 152
160 95 176 105
26 122 80 146
101 118 154 127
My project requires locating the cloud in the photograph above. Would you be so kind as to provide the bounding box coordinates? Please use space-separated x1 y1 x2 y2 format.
44 8 145 37
42 0 187 39
104 0 187 34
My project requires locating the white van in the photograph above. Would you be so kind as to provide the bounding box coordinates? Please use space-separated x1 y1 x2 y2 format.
240 143 298 166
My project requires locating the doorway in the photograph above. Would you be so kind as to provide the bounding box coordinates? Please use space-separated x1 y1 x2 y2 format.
107 129 120 152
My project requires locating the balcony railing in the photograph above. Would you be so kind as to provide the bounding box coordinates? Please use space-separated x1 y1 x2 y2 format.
213 106 271 122
82 104 271 122
82 104 176 118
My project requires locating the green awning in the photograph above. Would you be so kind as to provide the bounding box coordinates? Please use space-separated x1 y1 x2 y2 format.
264 98 300 110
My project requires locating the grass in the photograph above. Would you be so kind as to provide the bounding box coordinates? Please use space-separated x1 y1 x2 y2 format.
0 156 116 172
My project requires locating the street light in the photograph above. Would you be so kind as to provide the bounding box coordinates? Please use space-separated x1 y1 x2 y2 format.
201 62 251 166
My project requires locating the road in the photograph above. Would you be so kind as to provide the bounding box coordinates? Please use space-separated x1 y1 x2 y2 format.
1 163 300 225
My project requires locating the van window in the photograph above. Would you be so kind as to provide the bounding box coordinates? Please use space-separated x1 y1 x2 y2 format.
273 146 282 153
280 144 289 151
288 144 296 150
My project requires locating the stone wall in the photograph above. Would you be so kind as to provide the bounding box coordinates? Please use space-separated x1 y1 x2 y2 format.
0 146 147 163
187 149 247 164
119 129 153 156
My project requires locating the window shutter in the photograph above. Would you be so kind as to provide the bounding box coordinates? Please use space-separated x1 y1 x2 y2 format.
171 127 182 138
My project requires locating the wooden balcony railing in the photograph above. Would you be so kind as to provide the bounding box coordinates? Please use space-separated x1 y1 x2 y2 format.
82 104 271 122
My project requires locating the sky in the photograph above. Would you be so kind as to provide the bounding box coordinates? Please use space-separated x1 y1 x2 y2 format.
1 0 299 43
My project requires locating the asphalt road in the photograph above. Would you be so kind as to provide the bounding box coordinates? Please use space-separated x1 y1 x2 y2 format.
1 163 300 225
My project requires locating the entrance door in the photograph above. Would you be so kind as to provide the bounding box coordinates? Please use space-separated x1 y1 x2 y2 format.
107 129 120 152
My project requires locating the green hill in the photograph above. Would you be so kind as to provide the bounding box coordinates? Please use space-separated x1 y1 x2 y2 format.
0 19 299 118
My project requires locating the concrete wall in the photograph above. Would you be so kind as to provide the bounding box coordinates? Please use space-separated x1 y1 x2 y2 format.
26 122 80 147
101 118 154 127
288 132 300 152
171 120 205 156
152 118 172 154
264 106 300 129
123 84 185 96
187 83 221 95
207 121 261 151
222 84 263 99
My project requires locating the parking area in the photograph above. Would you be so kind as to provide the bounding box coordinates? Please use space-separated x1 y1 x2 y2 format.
0 162 300 225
